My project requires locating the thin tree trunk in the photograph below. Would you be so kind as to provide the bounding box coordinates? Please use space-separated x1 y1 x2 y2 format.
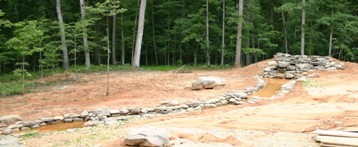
80 0 90 68
301 0 306 55
106 19 110 96
132 0 147 68
328 10 334 57
112 15 117 64
131 0 140 64
235 0 243 67
282 12 288 53
221 0 225 65
194 44 198 66
121 13 125 65
205 0 210 65
151 1 158 65
56 0 69 70
95 22 101 65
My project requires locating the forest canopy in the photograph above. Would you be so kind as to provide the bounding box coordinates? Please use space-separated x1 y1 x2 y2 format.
0 0 357 73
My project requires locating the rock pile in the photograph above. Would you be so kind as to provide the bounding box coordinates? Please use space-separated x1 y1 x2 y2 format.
262 53 344 79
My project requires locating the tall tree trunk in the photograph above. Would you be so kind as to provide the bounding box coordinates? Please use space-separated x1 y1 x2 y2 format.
131 0 140 64
221 0 225 65
132 0 147 68
151 1 158 65
205 0 210 65
328 10 334 57
56 0 69 70
121 13 125 65
112 15 117 64
301 0 306 55
282 12 288 53
80 0 90 68
95 22 102 65
235 0 243 67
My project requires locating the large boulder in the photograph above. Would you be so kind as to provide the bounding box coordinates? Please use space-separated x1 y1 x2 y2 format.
124 126 170 147
192 77 226 90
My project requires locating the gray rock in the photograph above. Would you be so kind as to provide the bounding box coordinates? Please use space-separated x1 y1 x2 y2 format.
285 72 295 79
84 121 96 127
109 109 120 115
73 118 83 122
31 124 40 128
54 116 64 121
64 118 73 122
191 81 204 90
159 100 180 107
203 104 216 109
128 108 141 115
187 101 201 108
2 128 12 135
233 92 248 98
124 126 170 147
20 127 30 131
192 77 226 90
7 124 23 130
278 61 290 68
80 110 89 118
268 61 278 66
0 115 22 125
21 121 35 127
40 117 54 122
120 109 129 115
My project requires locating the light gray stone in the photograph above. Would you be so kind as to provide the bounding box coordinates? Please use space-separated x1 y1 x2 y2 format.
40 117 54 122
278 61 290 68
268 61 278 66
80 110 89 118
0 115 22 125
124 126 170 147
54 116 64 121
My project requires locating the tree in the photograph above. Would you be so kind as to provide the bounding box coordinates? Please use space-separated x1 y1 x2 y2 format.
132 0 147 68
6 20 45 93
235 0 243 67
56 0 69 70
300 0 306 55
80 0 91 68
205 0 210 65
221 0 225 65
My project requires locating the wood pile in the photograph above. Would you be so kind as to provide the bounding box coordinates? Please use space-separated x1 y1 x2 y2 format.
314 130 358 147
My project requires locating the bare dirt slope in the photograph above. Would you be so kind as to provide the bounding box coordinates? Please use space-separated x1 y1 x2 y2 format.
0 62 265 120
20 61 358 147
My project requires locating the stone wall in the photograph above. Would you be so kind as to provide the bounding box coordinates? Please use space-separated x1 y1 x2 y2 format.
262 53 344 79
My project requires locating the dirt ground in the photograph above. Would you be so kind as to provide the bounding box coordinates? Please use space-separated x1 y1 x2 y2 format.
3 60 358 146
0 62 264 120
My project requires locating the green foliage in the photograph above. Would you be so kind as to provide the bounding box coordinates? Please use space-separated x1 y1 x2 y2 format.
0 81 34 96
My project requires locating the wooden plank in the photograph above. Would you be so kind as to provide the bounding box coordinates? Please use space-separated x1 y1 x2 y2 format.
316 136 358 146
321 142 356 147
314 130 358 138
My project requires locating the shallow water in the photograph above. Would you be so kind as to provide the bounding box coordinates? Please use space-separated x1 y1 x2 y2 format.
251 78 288 98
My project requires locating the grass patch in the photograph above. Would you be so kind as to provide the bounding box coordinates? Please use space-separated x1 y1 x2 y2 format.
20 132 40 139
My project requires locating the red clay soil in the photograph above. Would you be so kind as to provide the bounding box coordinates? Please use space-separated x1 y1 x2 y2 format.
0 61 267 120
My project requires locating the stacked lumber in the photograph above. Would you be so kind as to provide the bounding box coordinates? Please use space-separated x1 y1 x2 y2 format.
314 130 358 147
